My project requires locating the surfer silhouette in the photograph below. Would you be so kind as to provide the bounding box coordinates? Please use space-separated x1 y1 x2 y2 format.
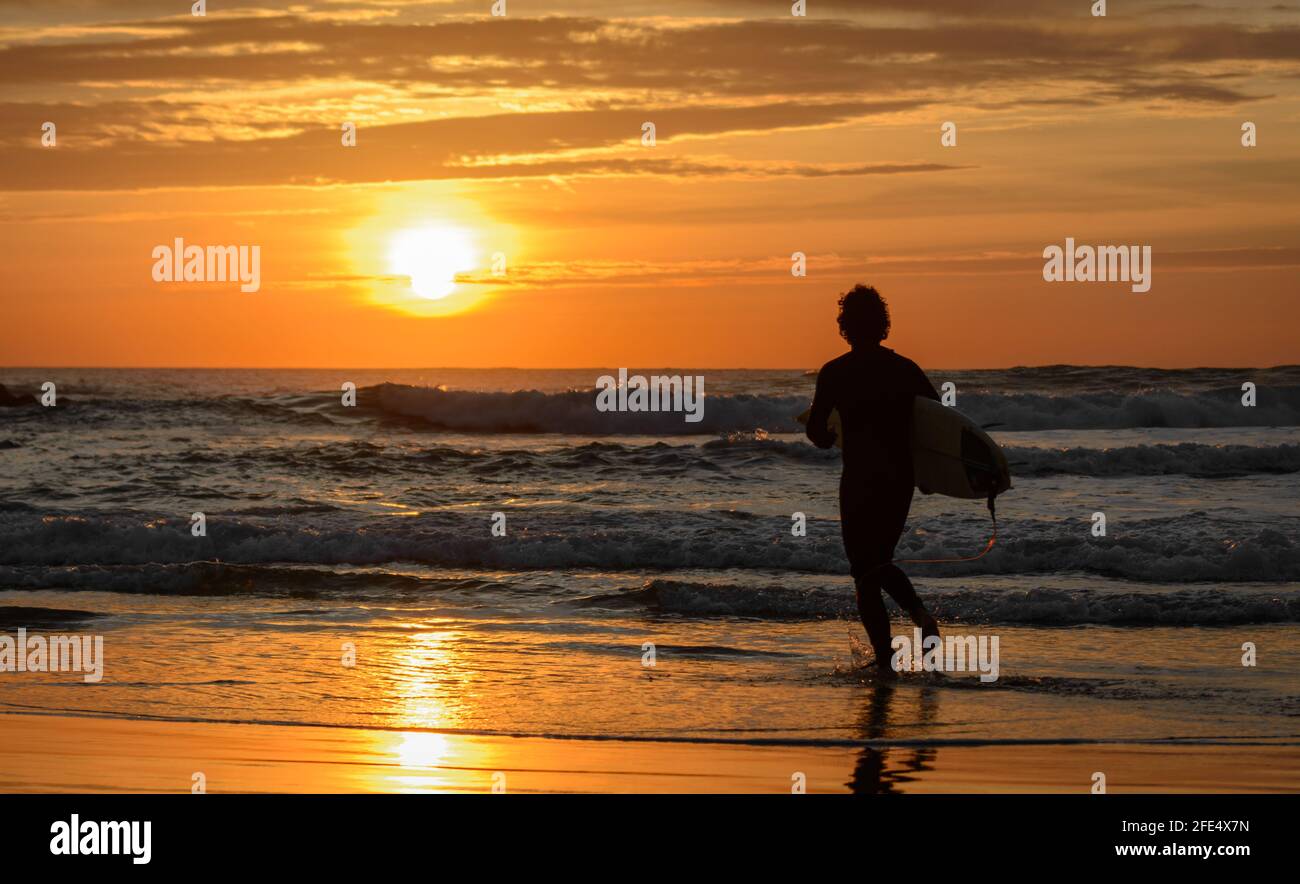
806 284 941 674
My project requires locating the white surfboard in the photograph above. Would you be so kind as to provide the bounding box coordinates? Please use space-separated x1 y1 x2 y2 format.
796 397 1011 500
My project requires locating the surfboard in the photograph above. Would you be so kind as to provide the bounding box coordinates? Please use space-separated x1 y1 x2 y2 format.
796 397 1011 500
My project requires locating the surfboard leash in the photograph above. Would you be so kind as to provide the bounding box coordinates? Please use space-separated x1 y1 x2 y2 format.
893 494 998 565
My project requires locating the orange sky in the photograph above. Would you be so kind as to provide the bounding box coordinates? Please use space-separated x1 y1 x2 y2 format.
1 0 1298 368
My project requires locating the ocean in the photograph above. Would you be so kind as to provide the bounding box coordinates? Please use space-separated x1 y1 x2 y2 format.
1 366 1297 769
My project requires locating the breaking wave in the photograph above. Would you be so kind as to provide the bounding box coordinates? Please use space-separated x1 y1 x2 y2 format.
366 383 1300 434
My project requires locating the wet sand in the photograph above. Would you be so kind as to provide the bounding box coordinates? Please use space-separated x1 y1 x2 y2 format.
3 712 1297 793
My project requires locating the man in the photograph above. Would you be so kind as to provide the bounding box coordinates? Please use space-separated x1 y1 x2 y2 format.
805 284 940 673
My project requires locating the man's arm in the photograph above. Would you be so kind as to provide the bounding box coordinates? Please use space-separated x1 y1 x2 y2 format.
806 364 837 448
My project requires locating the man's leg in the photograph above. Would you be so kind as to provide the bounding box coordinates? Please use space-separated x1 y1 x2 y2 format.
843 476 936 666
842 481 895 665
873 479 939 641
878 564 939 642
853 572 894 663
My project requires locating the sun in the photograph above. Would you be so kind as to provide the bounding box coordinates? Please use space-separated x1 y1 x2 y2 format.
387 224 479 300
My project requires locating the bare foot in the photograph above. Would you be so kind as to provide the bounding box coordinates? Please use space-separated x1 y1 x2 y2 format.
869 659 899 680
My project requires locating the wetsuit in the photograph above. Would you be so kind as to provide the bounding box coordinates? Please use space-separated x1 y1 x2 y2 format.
806 345 940 660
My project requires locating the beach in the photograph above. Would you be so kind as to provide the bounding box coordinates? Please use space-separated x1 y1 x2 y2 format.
6 712 1298 794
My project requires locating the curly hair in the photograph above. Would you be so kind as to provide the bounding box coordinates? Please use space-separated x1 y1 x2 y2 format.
836 284 891 347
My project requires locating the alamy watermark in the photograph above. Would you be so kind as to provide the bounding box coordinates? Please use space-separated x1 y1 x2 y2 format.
1043 237 1151 293
151 237 261 292
0 629 104 683
890 628 999 682
595 368 704 423
50 815 150 864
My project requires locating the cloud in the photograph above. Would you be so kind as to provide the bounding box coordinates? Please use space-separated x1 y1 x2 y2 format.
3 13 1294 92
0 6 1295 190
0 99 953 189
